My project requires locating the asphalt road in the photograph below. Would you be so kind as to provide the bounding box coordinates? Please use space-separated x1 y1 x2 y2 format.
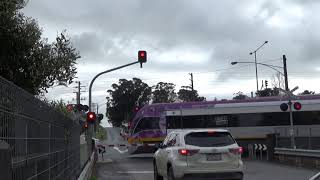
92 128 319 180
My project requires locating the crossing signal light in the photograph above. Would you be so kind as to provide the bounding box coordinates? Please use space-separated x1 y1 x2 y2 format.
134 106 140 112
280 103 288 111
294 102 302 110
84 122 88 129
66 104 74 112
87 112 96 124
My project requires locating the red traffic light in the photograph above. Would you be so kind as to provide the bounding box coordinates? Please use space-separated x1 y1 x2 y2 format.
294 102 302 110
138 50 147 63
87 112 97 123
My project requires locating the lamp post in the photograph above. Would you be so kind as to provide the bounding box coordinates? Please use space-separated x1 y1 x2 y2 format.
231 55 296 149
249 41 269 92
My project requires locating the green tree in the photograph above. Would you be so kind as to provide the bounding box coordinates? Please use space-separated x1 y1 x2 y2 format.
0 0 80 95
299 90 315 95
256 88 280 97
152 82 177 103
106 78 151 127
177 86 206 102
232 92 248 100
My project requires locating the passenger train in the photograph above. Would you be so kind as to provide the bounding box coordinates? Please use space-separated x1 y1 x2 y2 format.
127 95 320 154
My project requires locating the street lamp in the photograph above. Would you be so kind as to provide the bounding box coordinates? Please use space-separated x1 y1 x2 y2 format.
249 41 269 92
232 55 296 149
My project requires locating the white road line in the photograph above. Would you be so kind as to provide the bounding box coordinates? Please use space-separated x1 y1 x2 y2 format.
113 146 128 154
116 171 153 174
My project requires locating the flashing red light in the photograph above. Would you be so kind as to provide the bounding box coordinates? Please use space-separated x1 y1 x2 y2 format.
294 102 302 110
86 112 96 123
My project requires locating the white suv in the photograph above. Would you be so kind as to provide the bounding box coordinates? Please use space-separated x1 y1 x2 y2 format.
153 129 244 180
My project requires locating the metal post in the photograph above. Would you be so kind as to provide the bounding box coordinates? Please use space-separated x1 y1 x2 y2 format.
283 55 296 149
88 61 139 112
48 124 51 180
254 52 259 92
77 82 81 104
283 55 289 91
87 61 140 154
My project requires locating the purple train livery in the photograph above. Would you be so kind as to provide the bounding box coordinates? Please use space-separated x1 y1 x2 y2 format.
127 95 320 154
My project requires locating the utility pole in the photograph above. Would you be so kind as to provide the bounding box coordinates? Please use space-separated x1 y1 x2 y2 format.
74 81 86 104
282 55 296 149
189 73 194 91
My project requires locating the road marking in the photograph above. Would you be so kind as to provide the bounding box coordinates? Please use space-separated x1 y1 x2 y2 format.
116 171 153 174
114 146 128 154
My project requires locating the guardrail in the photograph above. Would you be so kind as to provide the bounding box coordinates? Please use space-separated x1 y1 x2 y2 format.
274 148 320 169
274 148 320 158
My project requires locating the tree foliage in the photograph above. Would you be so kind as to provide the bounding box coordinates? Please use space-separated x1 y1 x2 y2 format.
152 82 177 103
299 90 316 95
232 91 248 100
0 0 80 95
256 88 280 97
106 78 151 127
177 87 206 102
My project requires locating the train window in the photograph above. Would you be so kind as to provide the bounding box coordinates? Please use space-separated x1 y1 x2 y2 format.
166 116 181 129
133 117 160 134
182 115 206 128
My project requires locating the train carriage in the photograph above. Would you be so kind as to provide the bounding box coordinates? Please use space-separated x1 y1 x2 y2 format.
127 95 320 154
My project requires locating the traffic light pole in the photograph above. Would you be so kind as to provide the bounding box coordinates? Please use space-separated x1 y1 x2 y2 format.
88 61 140 112
86 61 140 157
283 55 296 149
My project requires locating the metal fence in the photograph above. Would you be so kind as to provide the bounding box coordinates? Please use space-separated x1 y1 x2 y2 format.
0 76 81 180
275 126 320 150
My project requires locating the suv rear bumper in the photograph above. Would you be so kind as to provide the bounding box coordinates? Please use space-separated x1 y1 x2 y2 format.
183 172 243 180
173 162 244 179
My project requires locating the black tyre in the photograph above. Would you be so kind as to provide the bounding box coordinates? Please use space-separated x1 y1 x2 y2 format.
153 162 163 180
167 166 175 180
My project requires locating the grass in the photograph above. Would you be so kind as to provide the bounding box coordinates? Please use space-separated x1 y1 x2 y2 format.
95 124 106 140
91 176 97 180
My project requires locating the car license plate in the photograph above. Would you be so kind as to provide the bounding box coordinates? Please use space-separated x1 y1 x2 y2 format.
206 154 222 161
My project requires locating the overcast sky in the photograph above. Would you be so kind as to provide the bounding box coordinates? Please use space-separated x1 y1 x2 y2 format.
23 0 320 126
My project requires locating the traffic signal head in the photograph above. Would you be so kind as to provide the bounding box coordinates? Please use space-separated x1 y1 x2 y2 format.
86 112 97 123
294 102 302 110
138 51 147 68
265 80 268 88
97 114 104 122
280 103 288 111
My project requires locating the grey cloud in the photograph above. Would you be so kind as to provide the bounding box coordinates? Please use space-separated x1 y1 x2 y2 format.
23 0 320 81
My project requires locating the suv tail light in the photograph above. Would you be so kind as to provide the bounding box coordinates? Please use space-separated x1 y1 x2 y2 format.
179 149 199 156
229 147 243 155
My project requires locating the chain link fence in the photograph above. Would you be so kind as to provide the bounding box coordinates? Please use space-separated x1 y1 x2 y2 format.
0 76 81 180
275 126 320 150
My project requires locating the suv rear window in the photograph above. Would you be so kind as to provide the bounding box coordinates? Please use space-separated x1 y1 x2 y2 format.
185 132 235 147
